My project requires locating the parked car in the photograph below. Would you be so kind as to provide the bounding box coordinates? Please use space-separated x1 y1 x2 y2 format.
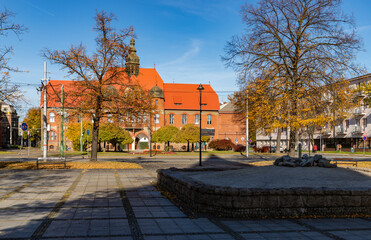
270 146 283 153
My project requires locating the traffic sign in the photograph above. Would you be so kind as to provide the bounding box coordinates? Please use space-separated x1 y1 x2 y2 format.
363 136 367 141
87 129 90 135
235 138 238 143
241 137 245 141
21 122 28 131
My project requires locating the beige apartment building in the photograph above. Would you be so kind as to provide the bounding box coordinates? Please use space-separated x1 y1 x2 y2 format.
256 74 371 152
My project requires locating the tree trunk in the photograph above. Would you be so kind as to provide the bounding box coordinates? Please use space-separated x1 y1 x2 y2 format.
91 118 100 161
192 143 194 151
289 127 296 157
275 128 282 153
115 142 117 152
187 141 190 152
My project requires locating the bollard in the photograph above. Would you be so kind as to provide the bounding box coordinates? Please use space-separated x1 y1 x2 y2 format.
298 143 302 159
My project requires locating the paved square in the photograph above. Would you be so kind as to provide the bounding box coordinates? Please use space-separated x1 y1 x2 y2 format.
0 168 370 239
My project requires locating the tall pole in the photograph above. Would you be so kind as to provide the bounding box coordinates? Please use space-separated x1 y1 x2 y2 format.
245 94 249 157
60 85 64 157
149 113 152 157
197 84 204 166
80 114 83 152
42 62 48 159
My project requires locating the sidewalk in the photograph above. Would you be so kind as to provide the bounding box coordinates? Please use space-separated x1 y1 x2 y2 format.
0 168 371 239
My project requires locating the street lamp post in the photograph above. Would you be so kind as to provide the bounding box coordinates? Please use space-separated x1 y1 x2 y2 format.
269 136 272 153
197 84 204 166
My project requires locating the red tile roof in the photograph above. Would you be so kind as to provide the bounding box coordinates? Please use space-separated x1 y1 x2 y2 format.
42 68 164 108
41 69 219 111
163 83 219 111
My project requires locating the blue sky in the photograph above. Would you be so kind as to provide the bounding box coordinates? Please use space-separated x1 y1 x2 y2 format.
1 0 371 120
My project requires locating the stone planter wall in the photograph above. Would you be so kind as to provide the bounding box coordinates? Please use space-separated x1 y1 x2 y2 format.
157 168 371 218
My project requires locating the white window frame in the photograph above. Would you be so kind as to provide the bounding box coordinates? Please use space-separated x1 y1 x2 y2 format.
155 113 159 124
195 114 199 124
207 114 212 125
107 114 113 123
182 114 187 124
169 114 174 124
49 112 55 123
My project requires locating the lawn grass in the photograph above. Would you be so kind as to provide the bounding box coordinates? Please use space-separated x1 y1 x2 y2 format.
49 152 88 157
0 161 142 170
96 150 242 156
0 151 15 155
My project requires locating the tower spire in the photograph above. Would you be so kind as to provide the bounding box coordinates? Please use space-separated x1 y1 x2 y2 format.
125 38 140 77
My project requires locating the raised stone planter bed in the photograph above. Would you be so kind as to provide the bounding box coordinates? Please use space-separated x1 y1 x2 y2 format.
157 166 371 218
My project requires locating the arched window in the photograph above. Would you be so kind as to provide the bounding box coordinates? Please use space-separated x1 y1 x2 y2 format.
207 115 212 125
107 114 113 123
49 112 55 123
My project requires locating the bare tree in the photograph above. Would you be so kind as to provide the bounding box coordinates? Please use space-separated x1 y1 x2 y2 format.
44 11 154 161
0 8 26 104
224 0 362 156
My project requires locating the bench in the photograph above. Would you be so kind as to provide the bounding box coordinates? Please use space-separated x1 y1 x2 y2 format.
37 157 66 169
331 158 358 167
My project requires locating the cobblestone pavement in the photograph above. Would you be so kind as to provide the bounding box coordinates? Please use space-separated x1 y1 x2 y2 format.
1 168 371 240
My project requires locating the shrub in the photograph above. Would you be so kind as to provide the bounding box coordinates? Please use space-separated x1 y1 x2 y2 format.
234 144 246 152
209 139 235 151
262 146 270 153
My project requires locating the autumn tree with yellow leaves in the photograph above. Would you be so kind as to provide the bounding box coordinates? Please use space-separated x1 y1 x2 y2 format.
44 11 154 161
224 0 362 156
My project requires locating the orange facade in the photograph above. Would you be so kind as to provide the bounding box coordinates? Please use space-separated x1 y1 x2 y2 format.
218 102 246 145
41 67 225 151
41 39 244 151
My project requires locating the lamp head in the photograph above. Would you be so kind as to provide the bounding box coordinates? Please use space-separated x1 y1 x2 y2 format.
197 84 204 91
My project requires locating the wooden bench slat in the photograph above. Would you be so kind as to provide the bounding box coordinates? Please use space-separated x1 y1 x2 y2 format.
331 158 358 167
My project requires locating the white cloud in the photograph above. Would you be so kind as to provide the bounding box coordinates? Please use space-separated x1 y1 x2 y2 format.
159 39 202 67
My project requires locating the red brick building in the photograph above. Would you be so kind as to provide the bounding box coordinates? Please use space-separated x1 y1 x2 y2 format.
218 102 246 145
41 39 244 151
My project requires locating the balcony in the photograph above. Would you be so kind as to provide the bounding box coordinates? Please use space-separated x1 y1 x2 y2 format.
321 130 331 137
335 126 347 136
353 125 365 135
354 107 366 118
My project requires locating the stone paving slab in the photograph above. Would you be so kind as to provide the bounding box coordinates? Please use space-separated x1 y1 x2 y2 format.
182 166 371 189
330 230 371 240
0 168 371 240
